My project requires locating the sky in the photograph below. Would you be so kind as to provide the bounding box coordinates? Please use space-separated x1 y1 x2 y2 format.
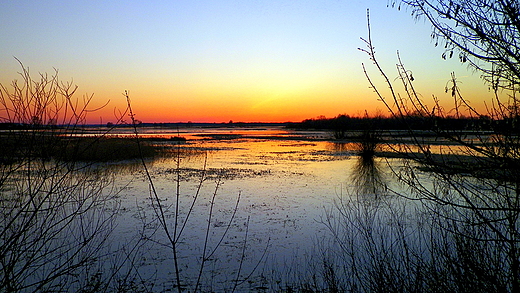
0 0 490 124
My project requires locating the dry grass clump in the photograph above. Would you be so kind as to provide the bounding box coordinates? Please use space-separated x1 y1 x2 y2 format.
59 136 157 162
0 133 157 163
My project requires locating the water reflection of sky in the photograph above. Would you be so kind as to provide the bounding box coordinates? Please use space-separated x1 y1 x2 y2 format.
108 127 397 291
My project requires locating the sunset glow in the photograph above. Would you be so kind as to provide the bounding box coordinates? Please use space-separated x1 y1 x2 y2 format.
0 0 488 124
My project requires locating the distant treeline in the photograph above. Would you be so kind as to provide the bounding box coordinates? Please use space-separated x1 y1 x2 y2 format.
0 121 288 130
287 114 519 134
0 122 61 130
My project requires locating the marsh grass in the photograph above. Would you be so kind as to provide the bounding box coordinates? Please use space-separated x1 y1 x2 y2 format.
0 132 159 163
59 136 157 162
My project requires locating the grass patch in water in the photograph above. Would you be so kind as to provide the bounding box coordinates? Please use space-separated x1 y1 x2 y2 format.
0 132 158 163
59 136 157 162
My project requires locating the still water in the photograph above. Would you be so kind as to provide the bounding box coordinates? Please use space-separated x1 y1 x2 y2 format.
108 125 396 291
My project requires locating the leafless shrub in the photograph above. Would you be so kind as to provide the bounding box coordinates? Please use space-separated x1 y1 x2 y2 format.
337 4 520 291
0 61 140 292
125 91 266 292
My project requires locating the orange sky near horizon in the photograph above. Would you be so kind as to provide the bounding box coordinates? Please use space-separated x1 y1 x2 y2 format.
88 61 491 124
0 1 493 125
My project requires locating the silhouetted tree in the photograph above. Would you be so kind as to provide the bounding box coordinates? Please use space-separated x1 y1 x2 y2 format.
348 2 520 291
392 0 520 91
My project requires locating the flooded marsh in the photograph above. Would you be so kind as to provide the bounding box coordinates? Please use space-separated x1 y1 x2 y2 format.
100 126 396 291
3 125 502 292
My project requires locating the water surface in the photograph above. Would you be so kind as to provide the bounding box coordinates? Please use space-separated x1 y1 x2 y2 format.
109 126 393 291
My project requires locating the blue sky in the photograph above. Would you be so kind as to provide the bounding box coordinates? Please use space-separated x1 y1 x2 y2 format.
0 0 486 123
